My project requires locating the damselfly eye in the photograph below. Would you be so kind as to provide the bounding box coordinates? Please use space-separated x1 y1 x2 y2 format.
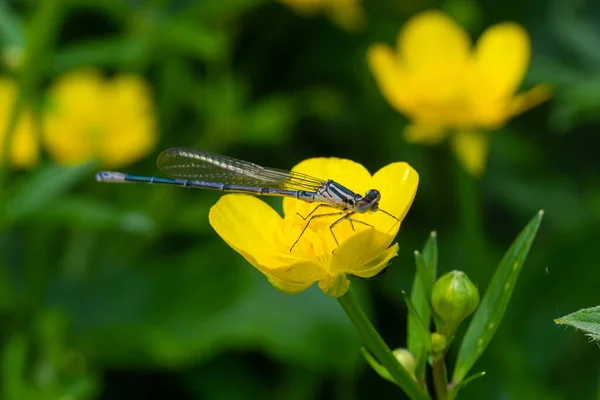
365 189 381 202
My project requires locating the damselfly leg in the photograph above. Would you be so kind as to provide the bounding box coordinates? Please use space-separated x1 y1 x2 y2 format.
290 204 399 252
291 208 377 252
345 217 374 231
290 210 345 252
329 211 356 246
295 203 336 221
327 211 377 246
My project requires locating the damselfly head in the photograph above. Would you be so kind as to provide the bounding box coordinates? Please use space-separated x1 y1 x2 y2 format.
355 189 381 213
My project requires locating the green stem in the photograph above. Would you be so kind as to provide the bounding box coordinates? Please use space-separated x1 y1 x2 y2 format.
432 358 448 400
337 288 430 400
0 0 66 190
0 94 24 197
452 156 492 283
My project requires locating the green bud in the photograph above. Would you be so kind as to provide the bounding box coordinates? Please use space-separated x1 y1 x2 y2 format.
431 270 480 336
430 333 447 360
392 348 416 376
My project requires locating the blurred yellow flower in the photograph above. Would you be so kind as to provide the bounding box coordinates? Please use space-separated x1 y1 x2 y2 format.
0 78 38 168
43 70 157 169
209 157 418 297
368 10 551 176
278 0 365 31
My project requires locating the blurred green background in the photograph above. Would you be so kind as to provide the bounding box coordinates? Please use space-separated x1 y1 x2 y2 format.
0 0 598 399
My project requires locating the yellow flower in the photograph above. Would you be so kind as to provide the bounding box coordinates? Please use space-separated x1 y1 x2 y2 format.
0 78 39 168
278 0 365 31
367 10 551 176
42 70 157 169
209 157 418 298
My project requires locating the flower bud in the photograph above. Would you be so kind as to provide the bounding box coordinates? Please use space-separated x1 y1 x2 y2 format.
430 333 447 360
432 270 479 336
392 348 416 376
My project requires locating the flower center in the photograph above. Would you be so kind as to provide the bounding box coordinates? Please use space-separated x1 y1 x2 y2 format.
279 205 375 259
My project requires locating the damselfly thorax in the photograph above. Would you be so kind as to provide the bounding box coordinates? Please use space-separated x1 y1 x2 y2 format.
96 147 399 251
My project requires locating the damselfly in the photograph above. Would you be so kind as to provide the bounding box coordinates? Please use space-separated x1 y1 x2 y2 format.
96 147 398 251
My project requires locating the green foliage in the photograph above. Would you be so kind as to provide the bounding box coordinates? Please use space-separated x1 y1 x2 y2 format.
374 213 542 399
0 1 24 48
408 232 437 382
4 162 96 224
403 291 432 355
555 306 600 342
453 211 544 384
340 289 430 400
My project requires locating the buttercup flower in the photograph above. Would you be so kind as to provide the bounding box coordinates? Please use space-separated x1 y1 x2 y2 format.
209 157 418 297
278 0 365 31
42 70 156 169
0 78 38 168
368 10 551 176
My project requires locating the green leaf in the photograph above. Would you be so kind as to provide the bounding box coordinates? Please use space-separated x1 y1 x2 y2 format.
452 210 544 383
4 162 96 224
408 231 437 381
19 0 66 92
360 348 397 385
1 334 27 400
158 19 229 62
555 306 600 342
449 371 486 400
402 291 431 351
0 2 24 48
31 196 155 234
52 37 146 73
415 231 438 306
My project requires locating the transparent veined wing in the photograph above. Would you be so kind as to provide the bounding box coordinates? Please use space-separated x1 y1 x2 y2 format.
157 147 325 191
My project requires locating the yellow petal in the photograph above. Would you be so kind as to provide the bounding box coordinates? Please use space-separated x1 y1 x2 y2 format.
472 22 530 99
209 194 287 266
398 11 470 101
265 266 322 294
330 228 396 276
273 259 329 283
507 83 552 118
367 44 412 114
399 11 470 70
101 75 157 168
353 242 399 278
11 116 39 168
43 69 156 169
369 161 419 235
450 130 489 177
47 70 104 119
209 194 327 287
0 79 39 169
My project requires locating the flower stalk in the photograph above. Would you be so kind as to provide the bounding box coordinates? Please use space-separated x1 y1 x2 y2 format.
433 358 449 400
338 287 430 400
